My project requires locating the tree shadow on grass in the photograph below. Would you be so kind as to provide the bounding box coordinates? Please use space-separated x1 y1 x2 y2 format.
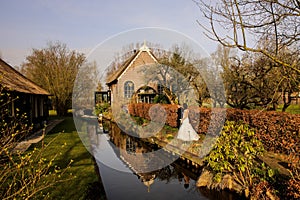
83 180 107 200
27 116 107 199
48 117 76 135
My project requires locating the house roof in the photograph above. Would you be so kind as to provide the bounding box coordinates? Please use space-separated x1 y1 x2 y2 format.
0 58 50 95
106 43 158 85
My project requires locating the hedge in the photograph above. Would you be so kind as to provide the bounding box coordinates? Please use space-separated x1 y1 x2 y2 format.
128 103 300 155
128 103 179 127
227 108 300 156
190 107 300 156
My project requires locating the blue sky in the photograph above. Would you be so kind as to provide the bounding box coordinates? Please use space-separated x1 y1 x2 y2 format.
0 0 218 67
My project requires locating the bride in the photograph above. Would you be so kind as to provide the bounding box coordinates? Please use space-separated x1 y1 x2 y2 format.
177 103 200 141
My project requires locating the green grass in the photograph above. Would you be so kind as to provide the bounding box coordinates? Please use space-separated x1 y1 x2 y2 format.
29 117 106 199
49 109 57 116
277 104 300 114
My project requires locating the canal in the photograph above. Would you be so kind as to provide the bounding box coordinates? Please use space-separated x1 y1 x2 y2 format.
77 117 240 200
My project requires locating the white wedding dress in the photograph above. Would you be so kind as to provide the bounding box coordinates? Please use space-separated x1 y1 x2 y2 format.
177 110 200 141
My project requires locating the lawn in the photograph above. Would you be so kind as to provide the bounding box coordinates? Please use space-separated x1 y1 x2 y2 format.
277 104 300 114
29 117 106 200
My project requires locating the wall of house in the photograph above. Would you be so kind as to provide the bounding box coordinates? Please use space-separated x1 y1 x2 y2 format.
13 93 49 128
116 51 158 103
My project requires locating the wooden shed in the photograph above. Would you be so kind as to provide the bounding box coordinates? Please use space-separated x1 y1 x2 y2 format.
0 58 50 128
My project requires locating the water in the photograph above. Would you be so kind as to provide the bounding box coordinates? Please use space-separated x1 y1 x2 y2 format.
79 118 239 200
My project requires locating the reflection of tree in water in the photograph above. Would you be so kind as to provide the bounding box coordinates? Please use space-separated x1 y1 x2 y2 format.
156 164 200 193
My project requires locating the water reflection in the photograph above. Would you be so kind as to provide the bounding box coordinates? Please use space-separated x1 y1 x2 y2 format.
79 117 240 200
88 119 204 199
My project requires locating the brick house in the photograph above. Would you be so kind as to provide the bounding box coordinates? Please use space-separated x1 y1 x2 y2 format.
0 58 50 128
106 44 163 105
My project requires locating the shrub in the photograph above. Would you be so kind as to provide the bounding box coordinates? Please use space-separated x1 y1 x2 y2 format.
153 94 170 104
128 103 300 156
94 102 110 116
191 108 300 156
0 85 72 199
128 103 179 128
287 178 300 199
225 109 300 156
205 121 275 198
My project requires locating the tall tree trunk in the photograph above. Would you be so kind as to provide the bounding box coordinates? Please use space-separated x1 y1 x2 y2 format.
56 100 68 116
282 90 291 112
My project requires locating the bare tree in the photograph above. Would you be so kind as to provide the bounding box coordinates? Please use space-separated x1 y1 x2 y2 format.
209 45 234 107
195 0 300 73
72 61 100 109
22 41 85 116
222 53 282 109
142 45 208 105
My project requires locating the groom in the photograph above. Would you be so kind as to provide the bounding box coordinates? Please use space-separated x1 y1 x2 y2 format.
177 104 184 128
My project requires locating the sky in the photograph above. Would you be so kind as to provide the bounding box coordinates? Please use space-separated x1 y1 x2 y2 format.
0 0 219 67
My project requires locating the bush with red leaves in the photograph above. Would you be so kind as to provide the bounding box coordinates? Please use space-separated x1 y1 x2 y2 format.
286 178 300 199
128 104 300 156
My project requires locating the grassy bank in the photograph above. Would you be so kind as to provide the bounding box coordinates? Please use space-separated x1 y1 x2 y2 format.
29 117 106 199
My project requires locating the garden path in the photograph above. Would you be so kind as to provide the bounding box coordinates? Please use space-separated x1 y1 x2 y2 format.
13 119 64 153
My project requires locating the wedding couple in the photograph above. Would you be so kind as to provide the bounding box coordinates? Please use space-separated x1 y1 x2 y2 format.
177 103 200 141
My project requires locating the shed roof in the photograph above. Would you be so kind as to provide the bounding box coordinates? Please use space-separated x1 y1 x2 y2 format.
0 58 50 95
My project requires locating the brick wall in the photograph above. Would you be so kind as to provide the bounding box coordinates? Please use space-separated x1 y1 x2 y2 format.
117 51 158 100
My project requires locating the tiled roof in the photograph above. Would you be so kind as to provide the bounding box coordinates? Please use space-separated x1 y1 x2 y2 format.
106 51 139 85
106 45 158 85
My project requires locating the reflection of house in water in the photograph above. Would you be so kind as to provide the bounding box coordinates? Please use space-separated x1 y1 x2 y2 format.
135 172 156 193
109 122 159 192
91 119 219 197
107 121 204 192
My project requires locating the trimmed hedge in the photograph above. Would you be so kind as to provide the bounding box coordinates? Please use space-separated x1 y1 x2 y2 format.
128 103 300 155
226 108 300 156
190 107 300 155
128 103 179 127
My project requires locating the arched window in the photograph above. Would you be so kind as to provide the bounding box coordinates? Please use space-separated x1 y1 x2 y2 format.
124 81 134 99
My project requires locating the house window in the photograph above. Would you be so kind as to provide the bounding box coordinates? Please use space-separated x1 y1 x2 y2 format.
158 84 164 94
124 81 134 99
126 137 136 153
